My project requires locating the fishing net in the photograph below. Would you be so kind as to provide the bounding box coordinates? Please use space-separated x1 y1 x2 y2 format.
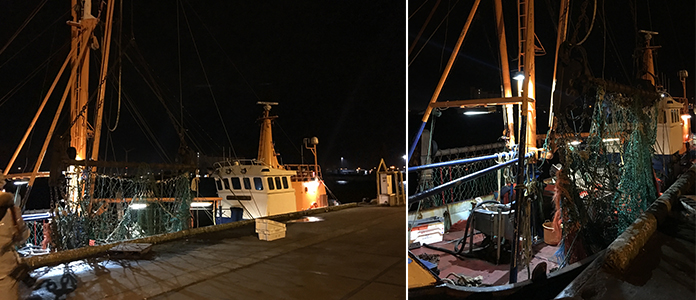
48 166 192 250
552 86 658 264
414 143 515 209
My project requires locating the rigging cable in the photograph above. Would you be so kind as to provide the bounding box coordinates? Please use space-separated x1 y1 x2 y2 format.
409 0 441 57
0 0 48 57
120 47 202 160
409 0 461 67
183 0 261 102
0 10 69 71
179 1 237 158
439 0 449 72
124 44 190 141
108 0 124 132
601 0 606 78
275 121 303 157
117 47 207 156
0 42 70 108
180 108 220 153
409 0 431 20
119 89 172 162
177 0 184 131
604 20 632 83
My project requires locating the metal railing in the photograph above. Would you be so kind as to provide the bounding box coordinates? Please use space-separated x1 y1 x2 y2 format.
409 151 531 206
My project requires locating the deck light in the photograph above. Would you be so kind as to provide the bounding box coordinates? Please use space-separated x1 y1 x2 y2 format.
463 106 495 115
129 203 147 210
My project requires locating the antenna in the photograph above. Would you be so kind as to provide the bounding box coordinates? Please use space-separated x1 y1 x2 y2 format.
257 101 278 111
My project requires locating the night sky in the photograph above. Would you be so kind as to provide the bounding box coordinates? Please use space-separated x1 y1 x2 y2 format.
409 0 695 152
0 1 406 174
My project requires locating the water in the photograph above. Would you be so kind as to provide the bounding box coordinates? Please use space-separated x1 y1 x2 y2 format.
322 174 376 204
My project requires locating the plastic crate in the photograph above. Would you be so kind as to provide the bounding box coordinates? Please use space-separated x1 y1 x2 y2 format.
255 219 286 233
258 230 286 241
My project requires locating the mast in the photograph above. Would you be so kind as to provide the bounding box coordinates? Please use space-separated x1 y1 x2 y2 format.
68 0 98 161
494 0 515 146
257 102 281 168
510 0 535 284
407 0 482 161
548 0 571 129
516 0 537 152
91 0 116 162
639 30 659 86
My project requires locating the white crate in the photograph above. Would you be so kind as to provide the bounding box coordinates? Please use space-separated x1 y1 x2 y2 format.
258 230 286 241
255 219 286 233
409 219 445 245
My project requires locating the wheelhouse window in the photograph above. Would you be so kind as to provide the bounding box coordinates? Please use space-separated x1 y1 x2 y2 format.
215 179 222 191
254 177 263 190
282 177 289 189
223 178 230 190
231 177 242 190
243 178 251 190
267 177 275 190
275 177 282 189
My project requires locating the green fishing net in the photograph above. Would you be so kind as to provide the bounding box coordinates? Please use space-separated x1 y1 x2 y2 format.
553 86 658 263
49 167 192 250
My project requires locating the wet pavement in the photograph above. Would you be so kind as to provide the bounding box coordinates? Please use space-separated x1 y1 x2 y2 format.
21 205 406 299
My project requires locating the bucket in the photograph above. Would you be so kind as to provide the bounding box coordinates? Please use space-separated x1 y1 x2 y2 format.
543 221 561 246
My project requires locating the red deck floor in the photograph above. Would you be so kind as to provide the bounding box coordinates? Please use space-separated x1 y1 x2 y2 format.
411 222 560 286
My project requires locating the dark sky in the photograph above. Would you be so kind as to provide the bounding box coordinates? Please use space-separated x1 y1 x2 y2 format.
0 1 406 173
408 0 695 151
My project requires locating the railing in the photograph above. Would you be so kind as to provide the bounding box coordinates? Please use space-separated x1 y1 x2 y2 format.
410 146 529 207
283 164 322 182
17 210 52 256
213 159 267 169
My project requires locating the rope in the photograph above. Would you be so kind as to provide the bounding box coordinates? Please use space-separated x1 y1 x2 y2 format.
275 121 302 157
108 0 124 132
182 0 261 102
0 42 70 108
409 0 431 19
408 0 461 67
575 0 597 46
179 1 237 158
0 0 49 57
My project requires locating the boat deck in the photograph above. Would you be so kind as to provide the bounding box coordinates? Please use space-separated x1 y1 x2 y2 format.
20 205 406 299
411 220 560 286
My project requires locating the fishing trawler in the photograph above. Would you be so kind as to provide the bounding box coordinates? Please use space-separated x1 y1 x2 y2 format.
212 102 328 221
2 0 336 252
407 0 692 298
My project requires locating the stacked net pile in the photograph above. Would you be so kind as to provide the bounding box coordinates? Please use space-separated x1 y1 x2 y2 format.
415 143 515 209
50 167 192 250
553 86 658 264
